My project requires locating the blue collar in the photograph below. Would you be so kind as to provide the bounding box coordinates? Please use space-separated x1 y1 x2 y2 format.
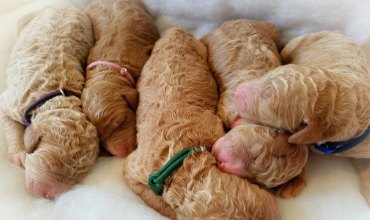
24 88 79 127
314 126 370 154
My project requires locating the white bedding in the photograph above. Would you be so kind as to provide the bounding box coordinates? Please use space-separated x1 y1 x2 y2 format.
1 0 370 219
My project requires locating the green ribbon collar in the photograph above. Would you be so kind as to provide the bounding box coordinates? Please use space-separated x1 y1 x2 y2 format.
148 146 202 196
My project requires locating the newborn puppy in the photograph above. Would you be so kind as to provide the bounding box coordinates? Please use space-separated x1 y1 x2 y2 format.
0 6 99 200
234 31 370 203
123 27 280 220
81 0 160 157
201 20 308 194
235 31 370 145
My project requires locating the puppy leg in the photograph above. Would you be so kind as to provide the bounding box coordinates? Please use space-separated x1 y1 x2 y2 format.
0 109 26 168
353 158 370 205
275 166 306 198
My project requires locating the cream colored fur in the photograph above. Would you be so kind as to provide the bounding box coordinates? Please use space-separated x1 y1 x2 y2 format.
235 31 370 145
0 6 99 199
201 20 308 197
235 30 370 205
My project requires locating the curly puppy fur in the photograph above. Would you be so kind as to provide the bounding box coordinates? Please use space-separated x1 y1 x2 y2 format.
283 31 370 205
122 27 280 220
82 0 160 157
201 20 308 195
0 6 99 200
234 30 370 204
235 31 370 145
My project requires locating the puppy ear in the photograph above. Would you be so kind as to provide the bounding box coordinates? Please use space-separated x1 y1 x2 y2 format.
289 80 337 144
270 130 296 156
288 122 323 144
122 88 138 111
24 125 42 153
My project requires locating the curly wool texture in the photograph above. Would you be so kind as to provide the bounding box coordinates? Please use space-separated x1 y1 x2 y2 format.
123 27 280 220
0 5 99 198
201 19 308 190
201 19 282 129
81 0 160 156
238 31 370 145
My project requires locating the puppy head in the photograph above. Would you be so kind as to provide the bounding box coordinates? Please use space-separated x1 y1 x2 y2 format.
250 20 281 50
23 113 99 200
82 81 138 156
234 64 337 144
212 122 308 187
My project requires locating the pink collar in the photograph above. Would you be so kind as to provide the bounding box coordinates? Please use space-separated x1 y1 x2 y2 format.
230 118 243 129
86 61 136 87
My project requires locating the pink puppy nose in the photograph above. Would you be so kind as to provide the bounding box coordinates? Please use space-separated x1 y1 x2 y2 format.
105 137 136 157
26 179 70 200
44 192 56 200
110 147 129 157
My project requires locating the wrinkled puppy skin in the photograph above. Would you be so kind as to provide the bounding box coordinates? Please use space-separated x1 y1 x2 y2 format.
201 19 308 197
123 27 280 220
234 30 370 204
0 6 99 200
82 0 160 157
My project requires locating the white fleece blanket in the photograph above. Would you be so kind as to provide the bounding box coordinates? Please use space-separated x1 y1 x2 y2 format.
1 0 370 219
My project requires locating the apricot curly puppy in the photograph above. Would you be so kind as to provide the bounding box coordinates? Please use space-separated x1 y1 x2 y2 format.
235 31 370 145
0 6 99 200
123 27 280 220
234 30 370 204
82 0 160 157
201 20 308 197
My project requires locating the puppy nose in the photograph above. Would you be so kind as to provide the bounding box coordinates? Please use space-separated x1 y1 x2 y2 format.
26 178 70 200
107 144 135 157
28 184 59 200
106 138 136 157
44 192 56 200
217 160 223 167
111 147 129 157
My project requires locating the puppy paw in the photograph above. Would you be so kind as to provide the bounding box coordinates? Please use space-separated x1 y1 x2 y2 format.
276 176 306 198
7 151 26 168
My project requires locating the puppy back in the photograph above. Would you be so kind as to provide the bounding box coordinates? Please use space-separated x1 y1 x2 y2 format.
85 0 160 78
134 26 224 172
4 6 94 121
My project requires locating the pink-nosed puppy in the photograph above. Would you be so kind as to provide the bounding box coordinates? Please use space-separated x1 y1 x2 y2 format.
234 30 370 204
123 27 280 220
81 0 160 157
0 6 99 200
201 20 308 197
235 31 370 145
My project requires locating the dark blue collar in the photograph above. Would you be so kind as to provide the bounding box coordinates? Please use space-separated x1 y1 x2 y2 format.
314 126 370 154
24 88 79 127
